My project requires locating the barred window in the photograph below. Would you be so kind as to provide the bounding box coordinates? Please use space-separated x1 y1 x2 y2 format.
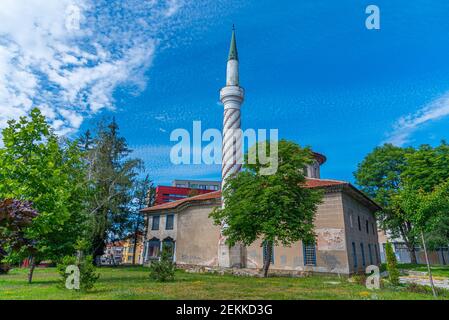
374 244 379 264
368 244 373 265
303 243 317 266
352 242 358 268
360 243 366 266
263 241 274 265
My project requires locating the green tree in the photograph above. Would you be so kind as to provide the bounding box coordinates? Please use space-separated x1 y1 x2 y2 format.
0 200 38 275
0 108 89 282
354 144 418 263
384 241 399 286
400 142 449 250
83 119 143 264
392 181 449 296
128 175 155 265
401 142 449 193
210 140 322 277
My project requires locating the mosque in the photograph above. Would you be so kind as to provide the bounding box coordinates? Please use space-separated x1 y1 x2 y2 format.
141 29 381 275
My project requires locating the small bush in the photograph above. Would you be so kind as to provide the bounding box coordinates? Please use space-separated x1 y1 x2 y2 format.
406 283 449 298
57 255 100 291
350 274 367 286
0 249 10 274
0 263 10 274
149 247 175 282
385 242 400 286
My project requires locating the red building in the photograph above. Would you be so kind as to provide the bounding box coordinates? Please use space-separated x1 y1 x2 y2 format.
154 186 215 205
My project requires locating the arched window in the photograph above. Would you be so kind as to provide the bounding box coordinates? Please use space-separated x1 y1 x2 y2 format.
147 237 160 260
163 237 175 261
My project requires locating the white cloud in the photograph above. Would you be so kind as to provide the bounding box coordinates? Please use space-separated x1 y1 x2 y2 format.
386 92 449 146
0 0 184 136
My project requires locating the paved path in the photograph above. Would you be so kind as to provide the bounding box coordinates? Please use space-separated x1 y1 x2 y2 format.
399 271 449 290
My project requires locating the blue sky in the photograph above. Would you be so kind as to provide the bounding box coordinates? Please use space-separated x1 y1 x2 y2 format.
2 1 449 186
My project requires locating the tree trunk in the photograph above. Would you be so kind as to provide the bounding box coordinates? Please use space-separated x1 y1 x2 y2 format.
132 224 139 265
28 257 36 284
263 244 272 278
421 232 437 297
409 246 418 264
92 235 106 266
400 222 417 264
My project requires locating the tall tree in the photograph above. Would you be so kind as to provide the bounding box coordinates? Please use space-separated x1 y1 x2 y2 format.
84 119 143 264
354 144 418 263
400 142 449 251
392 181 449 296
210 140 322 277
128 175 155 265
0 108 89 281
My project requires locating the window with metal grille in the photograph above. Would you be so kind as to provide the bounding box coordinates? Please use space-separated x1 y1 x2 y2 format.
366 220 369 234
303 242 317 266
357 216 361 231
262 241 274 265
374 244 379 264
352 242 358 268
166 214 174 230
368 244 373 265
360 243 366 266
152 215 160 230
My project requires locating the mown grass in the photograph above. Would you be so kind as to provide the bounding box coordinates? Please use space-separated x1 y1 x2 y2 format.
0 266 445 300
396 263 449 278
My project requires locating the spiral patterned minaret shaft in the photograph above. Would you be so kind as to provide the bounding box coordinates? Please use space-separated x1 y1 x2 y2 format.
218 27 245 268
220 27 244 189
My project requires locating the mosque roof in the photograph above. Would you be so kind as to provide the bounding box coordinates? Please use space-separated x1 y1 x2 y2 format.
141 178 381 213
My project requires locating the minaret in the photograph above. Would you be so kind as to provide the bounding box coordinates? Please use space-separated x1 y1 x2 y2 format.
218 26 245 268
220 26 245 188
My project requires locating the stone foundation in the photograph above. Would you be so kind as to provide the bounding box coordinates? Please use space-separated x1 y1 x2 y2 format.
176 263 312 278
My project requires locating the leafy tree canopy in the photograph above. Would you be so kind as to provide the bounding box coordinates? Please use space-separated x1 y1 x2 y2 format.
0 108 89 263
211 139 322 248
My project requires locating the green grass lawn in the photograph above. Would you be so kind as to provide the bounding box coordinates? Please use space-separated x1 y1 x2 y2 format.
0 266 445 300
397 263 449 278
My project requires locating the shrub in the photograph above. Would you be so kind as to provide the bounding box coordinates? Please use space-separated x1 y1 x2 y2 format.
385 242 400 286
350 274 367 286
406 283 449 298
57 255 100 291
149 246 175 282
0 248 10 274
0 263 10 274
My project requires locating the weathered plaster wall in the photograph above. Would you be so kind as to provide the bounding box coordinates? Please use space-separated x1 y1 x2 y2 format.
342 192 380 274
175 204 221 267
245 191 350 274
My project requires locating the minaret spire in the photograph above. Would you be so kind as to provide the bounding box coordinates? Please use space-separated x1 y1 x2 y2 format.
228 26 238 61
226 26 240 86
